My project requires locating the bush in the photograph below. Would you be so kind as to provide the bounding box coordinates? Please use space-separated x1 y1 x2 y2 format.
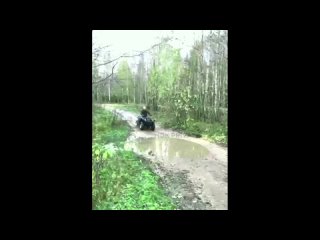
92 105 176 210
92 147 176 210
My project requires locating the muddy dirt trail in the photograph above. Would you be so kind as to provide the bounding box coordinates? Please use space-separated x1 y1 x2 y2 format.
101 104 228 210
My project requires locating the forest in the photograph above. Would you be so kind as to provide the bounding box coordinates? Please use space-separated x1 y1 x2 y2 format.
92 30 228 210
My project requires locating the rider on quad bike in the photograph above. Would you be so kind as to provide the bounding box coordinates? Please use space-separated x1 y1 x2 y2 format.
137 106 151 124
136 106 155 130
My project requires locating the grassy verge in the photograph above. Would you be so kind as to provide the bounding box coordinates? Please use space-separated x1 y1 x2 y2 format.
92 105 176 210
105 103 228 146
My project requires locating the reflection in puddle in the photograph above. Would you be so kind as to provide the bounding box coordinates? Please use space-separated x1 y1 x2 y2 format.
125 137 209 161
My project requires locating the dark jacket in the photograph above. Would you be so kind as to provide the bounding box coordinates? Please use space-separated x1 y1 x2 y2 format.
140 109 151 117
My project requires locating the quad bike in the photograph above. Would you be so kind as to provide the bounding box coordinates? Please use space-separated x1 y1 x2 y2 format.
136 115 155 131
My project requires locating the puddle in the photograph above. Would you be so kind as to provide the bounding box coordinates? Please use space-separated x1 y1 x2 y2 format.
125 137 210 161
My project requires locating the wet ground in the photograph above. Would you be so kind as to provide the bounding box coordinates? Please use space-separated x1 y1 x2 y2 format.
102 104 228 210
126 138 210 161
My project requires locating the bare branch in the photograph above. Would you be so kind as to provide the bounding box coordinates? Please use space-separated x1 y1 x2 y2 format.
92 44 111 53
92 62 118 85
94 40 170 68
95 56 123 67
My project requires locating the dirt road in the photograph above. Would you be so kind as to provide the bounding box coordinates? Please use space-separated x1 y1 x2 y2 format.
102 104 228 210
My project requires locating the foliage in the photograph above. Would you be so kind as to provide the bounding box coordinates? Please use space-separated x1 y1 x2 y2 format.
93 30 228 145
114 103 228 145
92 105 176 210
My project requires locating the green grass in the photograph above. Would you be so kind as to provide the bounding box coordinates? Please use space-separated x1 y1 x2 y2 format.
193 121 227 145
106 103 228 146
93 107 130 146
92 105 176 210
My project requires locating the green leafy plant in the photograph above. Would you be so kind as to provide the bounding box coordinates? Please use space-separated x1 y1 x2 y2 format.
92 106 176 210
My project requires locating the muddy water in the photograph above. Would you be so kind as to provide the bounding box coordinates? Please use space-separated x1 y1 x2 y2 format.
102 105 228 210
125 137 210 162
125 137 216 209
125 137 227 210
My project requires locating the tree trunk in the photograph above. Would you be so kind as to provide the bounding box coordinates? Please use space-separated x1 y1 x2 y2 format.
145 67 148 104
109 74 112 102
121 88 124 103
133 76 136 104
140 82 142 104
127 67 129 104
